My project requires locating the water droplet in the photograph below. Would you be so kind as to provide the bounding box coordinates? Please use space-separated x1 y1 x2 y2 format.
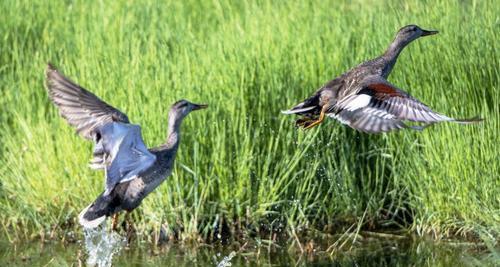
217 251 237 267
83 225 126 267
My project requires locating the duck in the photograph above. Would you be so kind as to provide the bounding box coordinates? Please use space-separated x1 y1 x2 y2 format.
45 64 207 230
282 25 482 133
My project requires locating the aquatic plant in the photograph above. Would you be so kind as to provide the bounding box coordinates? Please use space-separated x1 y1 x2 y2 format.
0 0 498 247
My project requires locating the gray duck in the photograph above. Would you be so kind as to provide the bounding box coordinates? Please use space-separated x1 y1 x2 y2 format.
46 64 207 229
282 25 482 133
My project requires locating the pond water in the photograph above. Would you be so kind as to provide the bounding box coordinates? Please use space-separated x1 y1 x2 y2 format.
0 234 496 266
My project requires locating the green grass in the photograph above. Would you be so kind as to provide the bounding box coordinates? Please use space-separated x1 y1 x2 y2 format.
0 0 498 246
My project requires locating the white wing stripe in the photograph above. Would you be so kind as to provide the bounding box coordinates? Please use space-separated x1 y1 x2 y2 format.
342 94 372 111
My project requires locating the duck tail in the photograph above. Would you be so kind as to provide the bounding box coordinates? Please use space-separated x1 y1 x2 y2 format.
78 193 114 229
282 93 321 115
281 105 316 114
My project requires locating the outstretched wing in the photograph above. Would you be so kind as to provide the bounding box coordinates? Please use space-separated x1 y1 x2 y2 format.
45 64 130 140
330 108 409 133
94 122 156 196
46 64 155 193
330 76 454 133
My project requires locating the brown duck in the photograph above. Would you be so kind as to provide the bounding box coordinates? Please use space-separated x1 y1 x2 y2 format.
282 25 482 133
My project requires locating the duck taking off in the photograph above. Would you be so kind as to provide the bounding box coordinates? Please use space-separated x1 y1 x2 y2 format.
46 64 207 229
282 25 482 133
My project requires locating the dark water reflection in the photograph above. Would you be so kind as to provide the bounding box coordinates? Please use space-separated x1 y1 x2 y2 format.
0 237 497 266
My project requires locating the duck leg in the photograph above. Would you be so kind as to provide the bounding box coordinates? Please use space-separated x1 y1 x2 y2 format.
111 213 119 231
296 116 316 128
304 107 326 129
125 211 136 243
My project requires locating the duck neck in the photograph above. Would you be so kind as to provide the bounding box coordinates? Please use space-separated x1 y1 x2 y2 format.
165 117 182 150
380 38 408 77
384 38 408 61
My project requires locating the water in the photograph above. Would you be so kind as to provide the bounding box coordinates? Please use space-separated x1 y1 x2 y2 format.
83 226 126 267
0 236 497 266
216 251 236 267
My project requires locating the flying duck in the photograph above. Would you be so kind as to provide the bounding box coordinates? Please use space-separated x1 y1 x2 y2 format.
282 25 482 133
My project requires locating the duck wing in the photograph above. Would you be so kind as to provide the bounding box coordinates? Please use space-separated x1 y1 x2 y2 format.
94 122 156 196
45 64 130 140
46 64 156 193
330 76 480 133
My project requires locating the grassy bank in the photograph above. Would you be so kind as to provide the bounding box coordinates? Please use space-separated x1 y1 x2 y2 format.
0 0 498 246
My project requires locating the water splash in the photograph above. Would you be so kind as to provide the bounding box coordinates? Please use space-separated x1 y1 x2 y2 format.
83 225 126 267
216 251 236 267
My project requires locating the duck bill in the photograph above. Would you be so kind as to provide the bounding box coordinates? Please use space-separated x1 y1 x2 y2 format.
192 103 208 110
421 29 439 36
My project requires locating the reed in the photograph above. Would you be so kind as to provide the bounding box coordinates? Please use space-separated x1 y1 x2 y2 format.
0 0 498 245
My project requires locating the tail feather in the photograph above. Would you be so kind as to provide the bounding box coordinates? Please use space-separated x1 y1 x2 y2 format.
79 204 107 228
78 193 114 229
283 93 322 116
281 105 316 114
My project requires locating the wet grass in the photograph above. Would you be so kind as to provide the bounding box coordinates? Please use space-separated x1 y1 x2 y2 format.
0 0 498 248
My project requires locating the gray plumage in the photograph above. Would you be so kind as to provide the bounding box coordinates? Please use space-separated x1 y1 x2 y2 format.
46 64 207 228
93 122 157 196
282 25 482 133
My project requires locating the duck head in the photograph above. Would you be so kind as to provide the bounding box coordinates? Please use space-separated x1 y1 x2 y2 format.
393 25 438 46
168 99 208 126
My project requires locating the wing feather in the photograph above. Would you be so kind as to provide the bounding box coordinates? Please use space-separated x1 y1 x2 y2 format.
46 64 130 140
95 122 156 195
328 76 457 133
356 79 453 123
46 64 156 193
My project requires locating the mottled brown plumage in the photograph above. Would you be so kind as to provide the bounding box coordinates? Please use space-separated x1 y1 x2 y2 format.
283 25 482 133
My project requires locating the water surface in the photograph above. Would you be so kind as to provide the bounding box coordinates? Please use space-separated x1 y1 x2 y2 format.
0 236 496 266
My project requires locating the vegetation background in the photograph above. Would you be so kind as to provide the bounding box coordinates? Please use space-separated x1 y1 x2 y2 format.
0 0 498 248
